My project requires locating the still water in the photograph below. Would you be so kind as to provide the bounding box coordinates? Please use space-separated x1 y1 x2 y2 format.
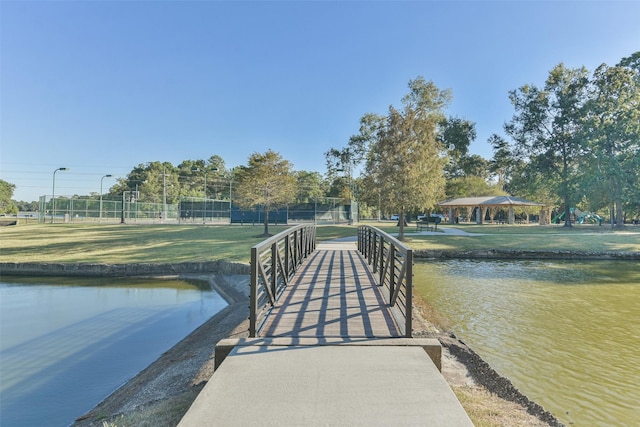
414 260 640 427
0 277 227 427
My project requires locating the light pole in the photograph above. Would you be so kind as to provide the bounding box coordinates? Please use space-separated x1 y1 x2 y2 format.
163 169 167 222
51 167 69 223
99 174 113 222
336 166 353 224
191 167 207 223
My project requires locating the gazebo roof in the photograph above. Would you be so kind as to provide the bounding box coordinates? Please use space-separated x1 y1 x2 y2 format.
439 196 543 207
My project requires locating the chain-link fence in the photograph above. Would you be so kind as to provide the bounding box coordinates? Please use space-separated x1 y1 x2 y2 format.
38 196 179 224
39 196 357 225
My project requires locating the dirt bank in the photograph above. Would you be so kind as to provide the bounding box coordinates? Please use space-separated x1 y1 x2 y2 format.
69 272 564 427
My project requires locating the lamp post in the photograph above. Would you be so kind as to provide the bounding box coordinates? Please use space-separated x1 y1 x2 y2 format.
99 174 113 222
336 166 353 224
191 167 207 223
163 170 167 222
229 176 233 223
51 167 69 223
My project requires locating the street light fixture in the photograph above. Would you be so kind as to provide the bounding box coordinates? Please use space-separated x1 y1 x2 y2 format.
51 167 69 223
100 174 113 222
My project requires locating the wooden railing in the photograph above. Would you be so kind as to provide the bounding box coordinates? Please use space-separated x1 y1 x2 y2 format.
357 225 413 337
249 224 316 337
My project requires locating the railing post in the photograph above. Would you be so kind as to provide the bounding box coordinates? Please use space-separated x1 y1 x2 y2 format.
372 229 378 272
363 227 369 260
405 249 413 338
285 233 292 278
271 242 278 302
389 245 396 303
378 236 385 283
249 247 258 337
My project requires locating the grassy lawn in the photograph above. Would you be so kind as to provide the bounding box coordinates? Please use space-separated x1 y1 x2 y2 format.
407 225 640 253
1 221 638 265
0 223 359 264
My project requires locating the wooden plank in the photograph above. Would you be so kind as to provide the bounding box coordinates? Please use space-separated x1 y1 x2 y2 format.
262 248 401 338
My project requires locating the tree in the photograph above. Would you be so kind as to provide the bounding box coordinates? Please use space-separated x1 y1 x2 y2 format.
0 179 19 214
233 150 297 236
356 77 451 239
295 171 328 203
505 64 589 227
583 60 640 228
15 200 39 212
488 134 515 190
113 161 179 205
439 117 477 179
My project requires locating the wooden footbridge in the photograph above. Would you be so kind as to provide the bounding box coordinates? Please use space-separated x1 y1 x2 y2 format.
179 225 473 426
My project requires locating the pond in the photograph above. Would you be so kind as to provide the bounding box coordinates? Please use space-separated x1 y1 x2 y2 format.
414 259 640 427
0 277 228 427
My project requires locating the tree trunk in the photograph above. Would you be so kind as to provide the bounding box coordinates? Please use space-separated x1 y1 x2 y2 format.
563 204 572 228
263 207 270 236
614 177 625 229
616 199 624 229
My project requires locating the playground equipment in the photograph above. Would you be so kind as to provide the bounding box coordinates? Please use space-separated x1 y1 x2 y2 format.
577 211 604 225
552 208 604 225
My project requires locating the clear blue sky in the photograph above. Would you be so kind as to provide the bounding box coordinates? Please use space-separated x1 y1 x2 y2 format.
2 0 639 202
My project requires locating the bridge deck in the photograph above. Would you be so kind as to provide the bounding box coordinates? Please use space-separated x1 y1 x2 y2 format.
178 239 474 426
261 241 402 338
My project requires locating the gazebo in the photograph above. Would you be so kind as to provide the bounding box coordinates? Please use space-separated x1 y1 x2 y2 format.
439 196 546 225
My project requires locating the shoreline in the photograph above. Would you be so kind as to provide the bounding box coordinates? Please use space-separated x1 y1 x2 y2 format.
72 273 252 427
4 262 568 426
2 249 639 277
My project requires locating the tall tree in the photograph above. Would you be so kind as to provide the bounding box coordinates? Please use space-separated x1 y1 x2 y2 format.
176 156 227 200
357 77 451 239
295 171 328 203
488 134 515 190
439 117 477 179
505 64 589 227
583 60 640 227
0 179 18 214
233 150 297 236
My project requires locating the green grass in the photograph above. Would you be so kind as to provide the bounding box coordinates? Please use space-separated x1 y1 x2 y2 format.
405 224 640 253
1 222 638 265
0 223 358 264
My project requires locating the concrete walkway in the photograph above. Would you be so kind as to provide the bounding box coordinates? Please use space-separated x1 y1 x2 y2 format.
178 338 473 426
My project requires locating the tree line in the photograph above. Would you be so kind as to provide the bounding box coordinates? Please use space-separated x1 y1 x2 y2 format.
327 52 639 236
5 52 638 232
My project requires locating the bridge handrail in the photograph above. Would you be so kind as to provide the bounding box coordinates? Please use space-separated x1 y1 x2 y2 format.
249 224 317 337
357 225 413 337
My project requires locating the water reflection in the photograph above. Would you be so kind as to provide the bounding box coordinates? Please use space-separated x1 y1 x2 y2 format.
0 278 227 427
414 260 640 427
